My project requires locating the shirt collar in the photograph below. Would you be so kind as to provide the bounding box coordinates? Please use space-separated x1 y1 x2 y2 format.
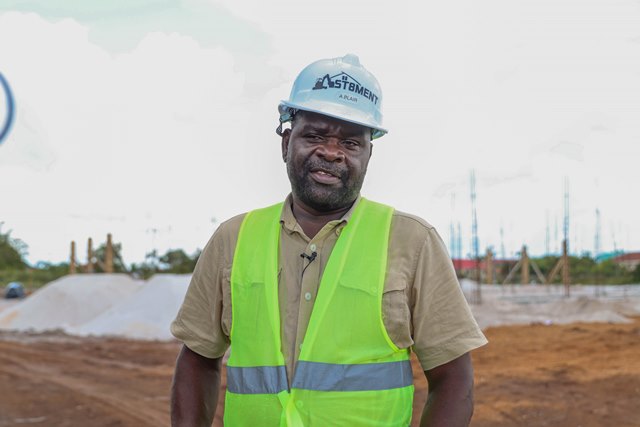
281 193 362 233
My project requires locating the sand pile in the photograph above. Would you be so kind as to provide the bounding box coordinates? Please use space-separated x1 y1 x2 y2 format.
70 274 191 340
467 282 639 329
541 296 631 323
2 274 637 340
0 274 142 332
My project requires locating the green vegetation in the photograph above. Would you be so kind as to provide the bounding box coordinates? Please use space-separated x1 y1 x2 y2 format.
0 224 201 289
1 222 637 289
130 248 201 280
481 253 638 285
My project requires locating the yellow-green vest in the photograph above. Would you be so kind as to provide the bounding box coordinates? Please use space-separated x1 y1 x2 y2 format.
225 198 414 427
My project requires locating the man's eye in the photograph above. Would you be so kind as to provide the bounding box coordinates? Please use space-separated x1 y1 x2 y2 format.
343 140 360 148
306 134 322 141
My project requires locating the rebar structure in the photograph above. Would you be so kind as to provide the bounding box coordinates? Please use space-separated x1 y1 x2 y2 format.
470 170 481 304
457 222 462 269
563 177 570 296
594 208 602 296
545 211 550 255
450 192 456 269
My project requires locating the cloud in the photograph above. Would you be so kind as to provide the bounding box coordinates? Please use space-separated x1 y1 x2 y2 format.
0 1 283 96
550 141 584 162
0 103 57 170
1 0 640 263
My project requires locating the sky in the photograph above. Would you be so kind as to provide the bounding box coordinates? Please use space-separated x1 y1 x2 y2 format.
0 0 639 265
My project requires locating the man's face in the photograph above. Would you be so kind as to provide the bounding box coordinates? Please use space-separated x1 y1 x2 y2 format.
281 111 372 212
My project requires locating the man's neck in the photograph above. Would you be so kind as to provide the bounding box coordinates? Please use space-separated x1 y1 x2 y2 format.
290 196 355 239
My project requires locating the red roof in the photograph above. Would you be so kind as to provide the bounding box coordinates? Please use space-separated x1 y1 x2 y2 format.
613 252 640 262
451 259 517 269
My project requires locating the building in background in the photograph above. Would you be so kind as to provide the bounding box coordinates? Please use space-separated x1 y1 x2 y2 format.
612 252 640 271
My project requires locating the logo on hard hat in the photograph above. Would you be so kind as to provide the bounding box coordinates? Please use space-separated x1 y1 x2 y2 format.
312 72 379 105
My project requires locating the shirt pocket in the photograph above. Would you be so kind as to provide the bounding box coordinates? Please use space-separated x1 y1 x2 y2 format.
225 268 282 338
382 271 413 349
338 278 378 296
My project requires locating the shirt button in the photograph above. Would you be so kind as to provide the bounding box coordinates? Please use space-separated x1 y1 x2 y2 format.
304 292 312 301
310 244 317 252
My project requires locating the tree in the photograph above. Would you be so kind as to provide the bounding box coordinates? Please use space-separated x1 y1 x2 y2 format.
0 222 27 270
632 263 640 284
159 249 199 274
93 241 127 273
130 248 200 279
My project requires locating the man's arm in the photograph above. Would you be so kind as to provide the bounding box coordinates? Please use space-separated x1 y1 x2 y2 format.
420 352 475 427
171 344 222 427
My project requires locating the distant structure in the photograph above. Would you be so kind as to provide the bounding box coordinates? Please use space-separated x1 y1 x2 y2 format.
452 256 516 282
564 177 570 252
502 245 546 285
610 221 618 252
457 222 462 269
69 234 115 274
612 252 640 271
595 208 601 260
562 178 570 295
545 211 550 255
554 216 559 255
469 170 481 303
450 192 456 263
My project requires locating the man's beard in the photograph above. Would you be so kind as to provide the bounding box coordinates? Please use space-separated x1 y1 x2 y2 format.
287 158 365 212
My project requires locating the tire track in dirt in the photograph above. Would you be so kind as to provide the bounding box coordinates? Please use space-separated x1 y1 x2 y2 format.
0 338 179 427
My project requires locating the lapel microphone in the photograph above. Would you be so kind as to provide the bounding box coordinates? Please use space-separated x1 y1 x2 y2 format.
300 251 318 262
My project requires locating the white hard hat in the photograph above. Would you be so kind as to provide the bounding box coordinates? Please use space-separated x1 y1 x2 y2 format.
278 54 387 139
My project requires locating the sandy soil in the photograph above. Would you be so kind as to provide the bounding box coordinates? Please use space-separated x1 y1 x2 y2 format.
1 318 639 427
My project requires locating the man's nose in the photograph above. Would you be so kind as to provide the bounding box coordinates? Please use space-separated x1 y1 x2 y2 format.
316 140 345 162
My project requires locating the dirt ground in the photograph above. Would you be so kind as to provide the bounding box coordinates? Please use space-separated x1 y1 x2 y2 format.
0 318 639 427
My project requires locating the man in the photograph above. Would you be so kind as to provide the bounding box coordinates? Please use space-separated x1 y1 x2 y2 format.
171 54 487 427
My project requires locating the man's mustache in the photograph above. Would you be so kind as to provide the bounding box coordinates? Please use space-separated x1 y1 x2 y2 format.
303 159 348 181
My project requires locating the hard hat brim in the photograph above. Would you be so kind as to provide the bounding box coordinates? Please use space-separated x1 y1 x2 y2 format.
279 100 388 140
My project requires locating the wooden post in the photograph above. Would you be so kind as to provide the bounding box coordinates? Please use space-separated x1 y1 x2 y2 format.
485 248 493 284
105 233 114 273
521 245 529 286
502 259 522 285
546 258 563 285
87 237 94 273
70 241 77 274
562 239 570 297
476 270 482 304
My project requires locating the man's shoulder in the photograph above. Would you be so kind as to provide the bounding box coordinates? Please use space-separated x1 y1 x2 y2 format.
388 208 444 256
200 212 248 260
215 212 247 238
208 200 284 248
391 209 436 233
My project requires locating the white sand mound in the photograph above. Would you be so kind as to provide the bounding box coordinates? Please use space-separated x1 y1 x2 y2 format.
468 284 639 329
70 274 191 340
0 274 142 332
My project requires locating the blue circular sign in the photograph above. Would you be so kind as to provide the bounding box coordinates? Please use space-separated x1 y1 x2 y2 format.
0 72 15 145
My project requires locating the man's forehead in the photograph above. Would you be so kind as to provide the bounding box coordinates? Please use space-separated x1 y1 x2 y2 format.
294 111 371 137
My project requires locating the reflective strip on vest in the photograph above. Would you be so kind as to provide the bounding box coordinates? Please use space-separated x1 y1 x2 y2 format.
227 365 289 394
292 360 413 392
228 360 413 394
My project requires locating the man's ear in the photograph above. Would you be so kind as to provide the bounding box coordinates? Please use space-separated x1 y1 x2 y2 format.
368 141 373 160
281 128 291 163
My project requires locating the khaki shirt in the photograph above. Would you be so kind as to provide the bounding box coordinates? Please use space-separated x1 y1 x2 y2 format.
171 195 487 381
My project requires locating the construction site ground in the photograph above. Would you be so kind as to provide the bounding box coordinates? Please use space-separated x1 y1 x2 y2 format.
1 317 638 427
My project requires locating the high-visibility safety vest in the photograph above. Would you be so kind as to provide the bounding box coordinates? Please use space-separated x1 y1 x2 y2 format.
225 198 414 426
